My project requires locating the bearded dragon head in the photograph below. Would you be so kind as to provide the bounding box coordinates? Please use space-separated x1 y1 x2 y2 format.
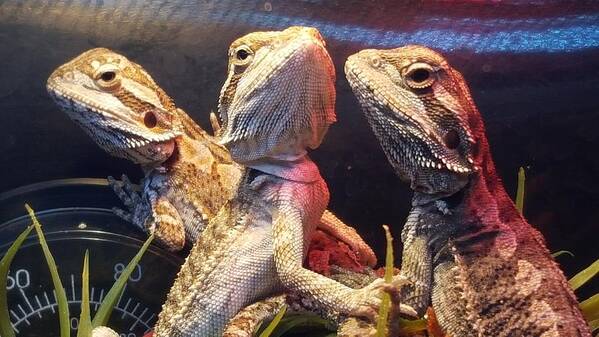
217 26 336 164
345 45 487 196
47 48 181 165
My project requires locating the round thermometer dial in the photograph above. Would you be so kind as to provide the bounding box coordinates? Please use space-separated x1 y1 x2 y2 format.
0 179 184 337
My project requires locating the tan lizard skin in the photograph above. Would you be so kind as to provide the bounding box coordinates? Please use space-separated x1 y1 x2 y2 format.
46 47 376 266
346 45 591 336
47 46 383 337
148 26 412 336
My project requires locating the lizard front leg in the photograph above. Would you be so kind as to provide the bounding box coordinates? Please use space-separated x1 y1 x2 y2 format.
109 175 185 251
396 209 434 317
398 235 432 316
223 265 384 337
272 204 414 321
149 196 186 251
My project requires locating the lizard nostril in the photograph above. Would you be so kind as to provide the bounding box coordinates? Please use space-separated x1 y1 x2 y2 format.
444 130 460 150
144 111 158 128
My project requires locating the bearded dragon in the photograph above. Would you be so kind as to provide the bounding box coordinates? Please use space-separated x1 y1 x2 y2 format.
345 45 591 336
47 46 383 337
46 47 376 267
148 26 412 337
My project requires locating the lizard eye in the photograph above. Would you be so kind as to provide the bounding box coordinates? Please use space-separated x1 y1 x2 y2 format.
94 64 121 91
403 62 435 89
232 45 253 65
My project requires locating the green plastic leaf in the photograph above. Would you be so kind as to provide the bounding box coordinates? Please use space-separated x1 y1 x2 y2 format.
398 318 428 334
77 250 92 337
580 293 599 323
258 304 287 337
588 318 599 331
515 167 525 214
569 259 599 291
92 233 154 327
26 204 70 337
552 250 575 258
0 225 33 337
376 225 394 337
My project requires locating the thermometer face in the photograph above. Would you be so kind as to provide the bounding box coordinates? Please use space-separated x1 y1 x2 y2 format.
0 179 184 336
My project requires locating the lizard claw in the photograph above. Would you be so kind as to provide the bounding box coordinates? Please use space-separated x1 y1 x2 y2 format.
350 305 379 322
108 175 151 231
108 175 126 204
112 206 133 223
381 275 418 318
120 174 141 204
108 175 138 207
348 275 415 321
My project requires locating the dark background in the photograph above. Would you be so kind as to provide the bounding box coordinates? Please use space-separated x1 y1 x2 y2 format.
1 1 597 296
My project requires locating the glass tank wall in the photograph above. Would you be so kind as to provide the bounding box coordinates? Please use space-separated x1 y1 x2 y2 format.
0 0 597 328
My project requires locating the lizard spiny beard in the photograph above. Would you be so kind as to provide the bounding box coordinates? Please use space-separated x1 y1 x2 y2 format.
218 27 336 164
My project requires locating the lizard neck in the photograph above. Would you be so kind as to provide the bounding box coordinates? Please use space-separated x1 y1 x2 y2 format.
456 129 525 236
410 141 525 257
244 155 321 183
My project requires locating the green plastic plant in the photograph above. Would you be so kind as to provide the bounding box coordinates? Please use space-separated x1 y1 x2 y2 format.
569 259 599 331
26 203 71 337
581 294 599 330
515 167 525 214
375 225 394 337
552 250 575 258
92 233 154 328
0 205 155 337
0 225 33 337
258 304 287 337
570 259 599 292
77 251 93 337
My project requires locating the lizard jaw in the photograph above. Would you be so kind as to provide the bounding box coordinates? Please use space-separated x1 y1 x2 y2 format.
345 54 473 175
159 137 180 169
47 82 180 164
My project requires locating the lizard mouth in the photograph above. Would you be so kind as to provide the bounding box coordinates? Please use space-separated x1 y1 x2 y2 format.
47 82 179 146
132 137 177 165
161 138 180 169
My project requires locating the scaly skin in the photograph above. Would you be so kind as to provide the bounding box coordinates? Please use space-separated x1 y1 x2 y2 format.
217 26 411 330
345 45 591 336
47 48 240 252
46 48 377 267
151 27 411 337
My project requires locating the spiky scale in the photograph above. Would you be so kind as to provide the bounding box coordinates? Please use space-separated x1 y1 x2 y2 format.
346 45 591 336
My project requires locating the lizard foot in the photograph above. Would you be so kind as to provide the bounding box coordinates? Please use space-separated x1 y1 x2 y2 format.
108 175 148 230
348 275 416 321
